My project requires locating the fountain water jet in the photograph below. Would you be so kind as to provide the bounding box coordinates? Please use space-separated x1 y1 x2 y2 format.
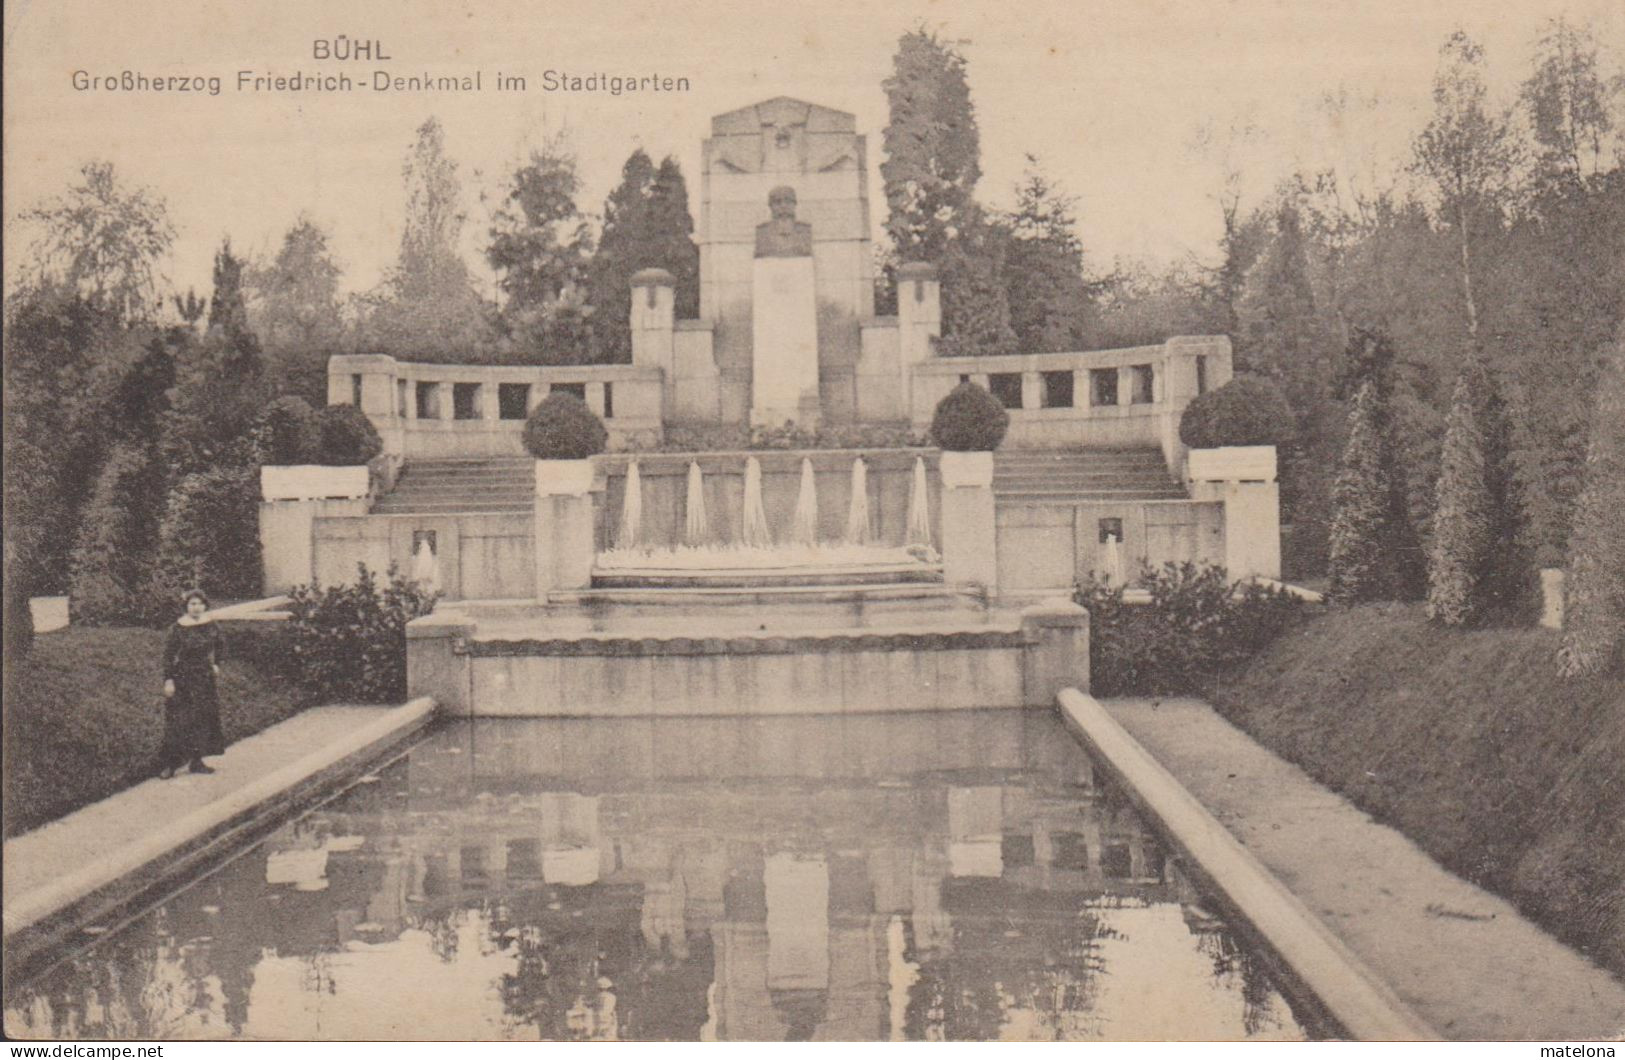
845 457 871 545
742 457 772 548
791 457 819 546
684 461 709 546
906 456 932 548
617 460 643 550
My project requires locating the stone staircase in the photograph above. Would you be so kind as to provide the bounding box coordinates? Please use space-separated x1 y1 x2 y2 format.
370 457 534 515
993 447 1186 504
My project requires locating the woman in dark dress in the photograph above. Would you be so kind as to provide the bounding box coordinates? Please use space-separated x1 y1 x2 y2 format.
157 589 226 778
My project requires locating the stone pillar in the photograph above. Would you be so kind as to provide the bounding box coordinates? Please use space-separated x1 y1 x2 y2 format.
328 353 405 461
1540 568 1566 629
751 256 821 428
1186 446 1281 582
534 459 596 597
896 262 941 423
630 268 675 378
406 611 475 715
939 450 997 592
1021 602 1090 704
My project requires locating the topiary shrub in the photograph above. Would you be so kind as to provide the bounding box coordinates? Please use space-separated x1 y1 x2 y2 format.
523 391 608 460
1179 375 1296 449
929 382 1010 452
255 396 322 465
315 404 383 465
284 564 437 705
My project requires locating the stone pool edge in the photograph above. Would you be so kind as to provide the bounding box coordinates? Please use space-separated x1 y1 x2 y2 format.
1057 688 1438 1042
3 697 436 975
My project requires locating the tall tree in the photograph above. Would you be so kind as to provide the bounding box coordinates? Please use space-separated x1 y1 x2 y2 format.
1329 380 1393 602
1558 336 1625 676
1413 31 1520 342
246 216 345 403
486 134 595 359
880 28 981 264
1426 368 1491 624
357 117 494 358
19 161 175 324
1000 157 1094 352
585 151 698 362
1520 17 1617 187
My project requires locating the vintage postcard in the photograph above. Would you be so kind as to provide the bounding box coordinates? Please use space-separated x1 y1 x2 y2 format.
4 0 1623 1047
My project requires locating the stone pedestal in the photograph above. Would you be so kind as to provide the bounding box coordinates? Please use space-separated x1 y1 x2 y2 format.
534 460 596 598
1186 446 1281 582
406 612 475 715
751 256 821 429
939 451 998 592
1021 603 1091 703
258 465 372 593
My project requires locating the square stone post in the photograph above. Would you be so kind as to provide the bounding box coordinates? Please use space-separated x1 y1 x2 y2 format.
534 459 596 598
406 612 475 715
1186 445 1281 581
1021 602 1090 704
939 451 998 592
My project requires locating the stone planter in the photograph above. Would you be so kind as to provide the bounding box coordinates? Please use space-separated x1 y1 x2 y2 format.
1186 445 1276 483
260 464 370 501
534 458 596 496
939 449 994 489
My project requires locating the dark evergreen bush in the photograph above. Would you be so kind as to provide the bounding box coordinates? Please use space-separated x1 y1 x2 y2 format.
523 391 608 459
1075 561 1306 695
1179 375 1295 449
929 382 1009 452
68 442 166 624
151 461 263 612
285 565 438 704
315 404 383 465
255 396 323 465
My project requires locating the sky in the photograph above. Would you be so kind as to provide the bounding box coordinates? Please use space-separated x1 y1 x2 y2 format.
5 0 1622 304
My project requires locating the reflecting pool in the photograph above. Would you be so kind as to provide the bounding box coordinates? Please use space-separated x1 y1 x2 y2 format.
5 711 1316 1041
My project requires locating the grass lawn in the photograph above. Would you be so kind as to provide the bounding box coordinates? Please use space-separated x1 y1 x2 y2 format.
1208 603 1625 979
3 624 303 838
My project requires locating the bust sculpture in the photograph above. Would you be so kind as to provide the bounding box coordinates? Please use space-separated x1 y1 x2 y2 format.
754 186 814 258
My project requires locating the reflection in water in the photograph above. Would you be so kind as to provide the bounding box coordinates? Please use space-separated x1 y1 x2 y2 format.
5 712 1313 1042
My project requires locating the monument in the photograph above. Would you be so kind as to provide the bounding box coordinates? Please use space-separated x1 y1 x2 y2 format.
751 186 821 427
698 97 876 425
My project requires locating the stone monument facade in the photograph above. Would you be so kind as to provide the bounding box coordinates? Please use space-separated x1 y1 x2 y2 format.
750 187 821 427
698 97 875 425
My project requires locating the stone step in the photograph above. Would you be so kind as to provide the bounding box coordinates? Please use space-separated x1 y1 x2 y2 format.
996 489 1188 502
371 501 532 514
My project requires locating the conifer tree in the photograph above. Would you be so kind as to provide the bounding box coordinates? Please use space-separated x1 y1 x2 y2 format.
585 151 698 361
1329 380 1393 602
1427 368 1491 624
1559 338 1625 676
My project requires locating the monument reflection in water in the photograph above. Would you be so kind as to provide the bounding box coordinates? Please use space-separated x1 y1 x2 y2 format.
7 712 1313 1042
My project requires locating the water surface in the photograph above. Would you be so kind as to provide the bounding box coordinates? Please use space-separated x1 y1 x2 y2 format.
6 711 1314 1041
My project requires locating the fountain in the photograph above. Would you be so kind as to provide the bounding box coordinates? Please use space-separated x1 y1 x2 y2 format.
1104 531 1125 586
845 457 871 545
742 457 772 548
617 460 643 550
906 456 932 548
683 461 708 546
411 537 440 594
791 457 818 546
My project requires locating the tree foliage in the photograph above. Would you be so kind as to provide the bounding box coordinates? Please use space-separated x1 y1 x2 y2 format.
880 28 981 263
18 161 175 324
246 215 345 404
1426 368 1492 624
585 151 698 362
1559 337 1625 676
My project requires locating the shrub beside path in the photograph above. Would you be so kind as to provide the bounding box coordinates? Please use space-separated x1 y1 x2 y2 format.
1088 695 1625 1041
